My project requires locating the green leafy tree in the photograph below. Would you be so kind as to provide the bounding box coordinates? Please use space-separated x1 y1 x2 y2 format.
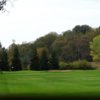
51 35 67 57
8 43 22 71
63 30 72 37
61 34 91 62
34 32 58 52
73 25 92 34
30 47 40 70
90 35 100 61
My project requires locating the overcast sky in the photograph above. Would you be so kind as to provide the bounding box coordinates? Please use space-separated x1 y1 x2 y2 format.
0 0 100 48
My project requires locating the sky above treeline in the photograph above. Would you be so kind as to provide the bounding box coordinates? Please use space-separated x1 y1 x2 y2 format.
0 0 100 48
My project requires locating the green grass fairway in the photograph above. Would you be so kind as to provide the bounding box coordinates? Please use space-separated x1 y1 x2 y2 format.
0 70 100 99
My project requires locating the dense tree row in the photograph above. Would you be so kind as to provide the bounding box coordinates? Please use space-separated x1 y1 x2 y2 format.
0 42 59 71
0 25 100 71
33 25 99 62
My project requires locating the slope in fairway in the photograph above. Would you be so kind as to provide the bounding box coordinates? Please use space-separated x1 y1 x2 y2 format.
0 70 100 98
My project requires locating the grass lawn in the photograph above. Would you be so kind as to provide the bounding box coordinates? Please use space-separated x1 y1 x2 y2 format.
0 70 100 99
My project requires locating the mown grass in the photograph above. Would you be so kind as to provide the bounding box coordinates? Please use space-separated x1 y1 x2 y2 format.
0 70 100 99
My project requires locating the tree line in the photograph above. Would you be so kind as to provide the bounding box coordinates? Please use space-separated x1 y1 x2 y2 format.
0 42 59 71
0 25 100 71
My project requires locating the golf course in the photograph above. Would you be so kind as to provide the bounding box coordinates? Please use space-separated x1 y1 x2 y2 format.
0 70 100 99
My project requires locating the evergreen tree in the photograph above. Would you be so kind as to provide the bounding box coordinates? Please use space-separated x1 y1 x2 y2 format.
0 48 9 71
8 43 22 71
30 47 39 70
40 48 48 70
50 51 59 70
0 42 9 71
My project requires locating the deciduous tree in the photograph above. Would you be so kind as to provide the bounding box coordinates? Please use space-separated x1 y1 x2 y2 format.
90 35 100 61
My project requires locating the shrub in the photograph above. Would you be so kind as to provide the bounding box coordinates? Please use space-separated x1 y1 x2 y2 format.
71 60 94 70
59 62 71 70
91 62 100 69
59 60 95 70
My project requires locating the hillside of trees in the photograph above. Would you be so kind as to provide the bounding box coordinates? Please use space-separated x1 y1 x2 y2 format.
0 25 100 71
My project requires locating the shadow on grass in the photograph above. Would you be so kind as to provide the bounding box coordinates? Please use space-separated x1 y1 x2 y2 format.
0 93 100 100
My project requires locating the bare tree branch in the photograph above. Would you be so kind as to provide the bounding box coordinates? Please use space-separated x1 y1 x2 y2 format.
0 0 7 10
